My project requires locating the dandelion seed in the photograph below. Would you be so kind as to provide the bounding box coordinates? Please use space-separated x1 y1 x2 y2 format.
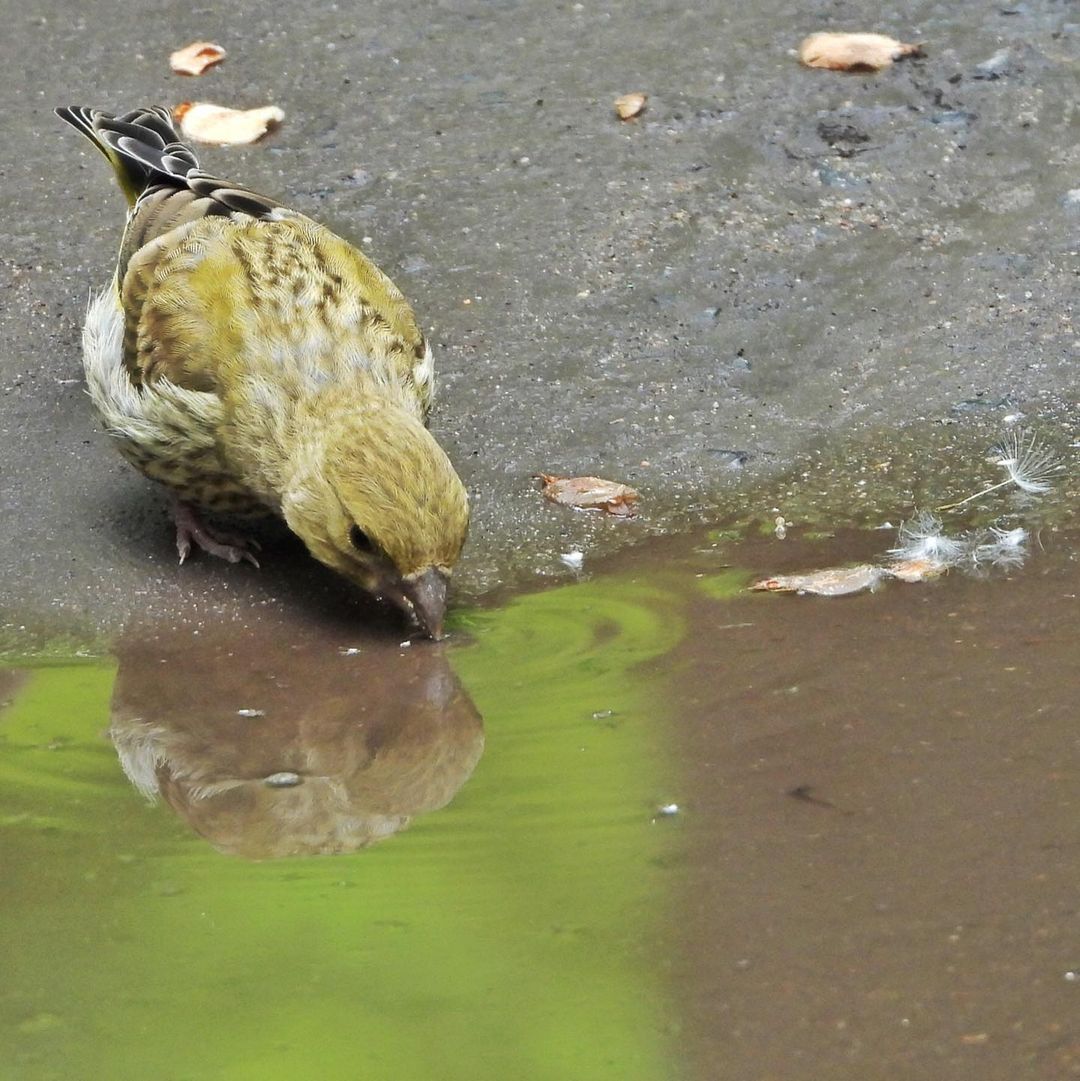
992 547 1026 569
888 511 968 563
991 430 1063 494
988 525 1028 547
972 525 1028 569
939 429 1064 510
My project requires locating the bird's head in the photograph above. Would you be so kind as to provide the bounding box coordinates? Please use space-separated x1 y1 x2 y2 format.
282 401 469 638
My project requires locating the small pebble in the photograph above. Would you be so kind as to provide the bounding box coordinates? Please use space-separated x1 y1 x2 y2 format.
560 550 584 570
264 772 302 788
949 397 1011 415
973 48 1013 79
706 448 751 469
930 110 977 129
816 166 868 189
343 166 373 187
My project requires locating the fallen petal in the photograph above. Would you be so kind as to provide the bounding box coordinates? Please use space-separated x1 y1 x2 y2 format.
169 41 227 76
798 31 923 72
536 474 640 518
750 564 883 596
883 557 950 582
615 92 648 120
174 101 284 145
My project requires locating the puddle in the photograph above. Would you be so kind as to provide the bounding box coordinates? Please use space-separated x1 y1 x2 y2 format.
2 525 1078 1080
109 626 485 858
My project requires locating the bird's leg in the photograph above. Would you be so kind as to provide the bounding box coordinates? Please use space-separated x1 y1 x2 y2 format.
171 498 261 567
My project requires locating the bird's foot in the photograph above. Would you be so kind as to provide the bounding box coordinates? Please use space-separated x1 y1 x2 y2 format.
172 500 261 567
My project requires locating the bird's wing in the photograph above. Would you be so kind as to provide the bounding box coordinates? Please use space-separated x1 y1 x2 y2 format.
121 214 432 411
59 106 433 415
56 106 282 282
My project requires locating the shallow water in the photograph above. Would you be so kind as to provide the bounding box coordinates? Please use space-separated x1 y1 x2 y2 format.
2 526 1078 1080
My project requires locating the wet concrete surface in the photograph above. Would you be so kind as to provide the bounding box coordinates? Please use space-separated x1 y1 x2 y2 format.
1 0 1077 639
610 525 1080 1080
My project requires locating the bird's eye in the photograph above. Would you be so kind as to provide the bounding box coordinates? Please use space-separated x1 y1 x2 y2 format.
349 525 374 553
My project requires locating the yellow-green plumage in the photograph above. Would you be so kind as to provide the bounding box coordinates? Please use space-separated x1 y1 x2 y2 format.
58 105 468 637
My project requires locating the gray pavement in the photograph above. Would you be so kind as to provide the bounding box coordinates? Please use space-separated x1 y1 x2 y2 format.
1 0 1077 643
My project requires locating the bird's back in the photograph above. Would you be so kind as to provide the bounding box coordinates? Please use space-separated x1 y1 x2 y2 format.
122 212 433 416
57 106 435 417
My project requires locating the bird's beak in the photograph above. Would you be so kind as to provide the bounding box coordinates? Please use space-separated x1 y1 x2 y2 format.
405 567 449 640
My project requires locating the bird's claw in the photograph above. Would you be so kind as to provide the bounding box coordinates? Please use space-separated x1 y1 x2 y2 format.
172 501 261 568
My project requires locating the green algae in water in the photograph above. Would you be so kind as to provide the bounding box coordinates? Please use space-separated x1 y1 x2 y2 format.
1 577 688 1081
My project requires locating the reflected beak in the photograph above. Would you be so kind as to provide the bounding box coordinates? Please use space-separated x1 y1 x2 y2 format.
405 567 449 640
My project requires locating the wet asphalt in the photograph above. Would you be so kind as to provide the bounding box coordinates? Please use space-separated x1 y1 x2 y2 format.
0 0 1076 641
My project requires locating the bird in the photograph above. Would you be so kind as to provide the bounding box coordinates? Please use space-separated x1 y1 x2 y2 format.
56 105 469 638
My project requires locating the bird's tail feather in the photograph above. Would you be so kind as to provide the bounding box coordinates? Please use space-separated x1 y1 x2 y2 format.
56 106 202 207
57 105 284 223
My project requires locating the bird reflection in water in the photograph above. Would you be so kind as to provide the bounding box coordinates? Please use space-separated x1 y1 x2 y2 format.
108 619 484 858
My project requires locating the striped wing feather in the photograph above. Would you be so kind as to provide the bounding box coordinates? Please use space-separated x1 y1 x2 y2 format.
57 106 431 415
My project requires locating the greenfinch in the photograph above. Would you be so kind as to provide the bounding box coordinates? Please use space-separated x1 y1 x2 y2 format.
57 106 468 638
